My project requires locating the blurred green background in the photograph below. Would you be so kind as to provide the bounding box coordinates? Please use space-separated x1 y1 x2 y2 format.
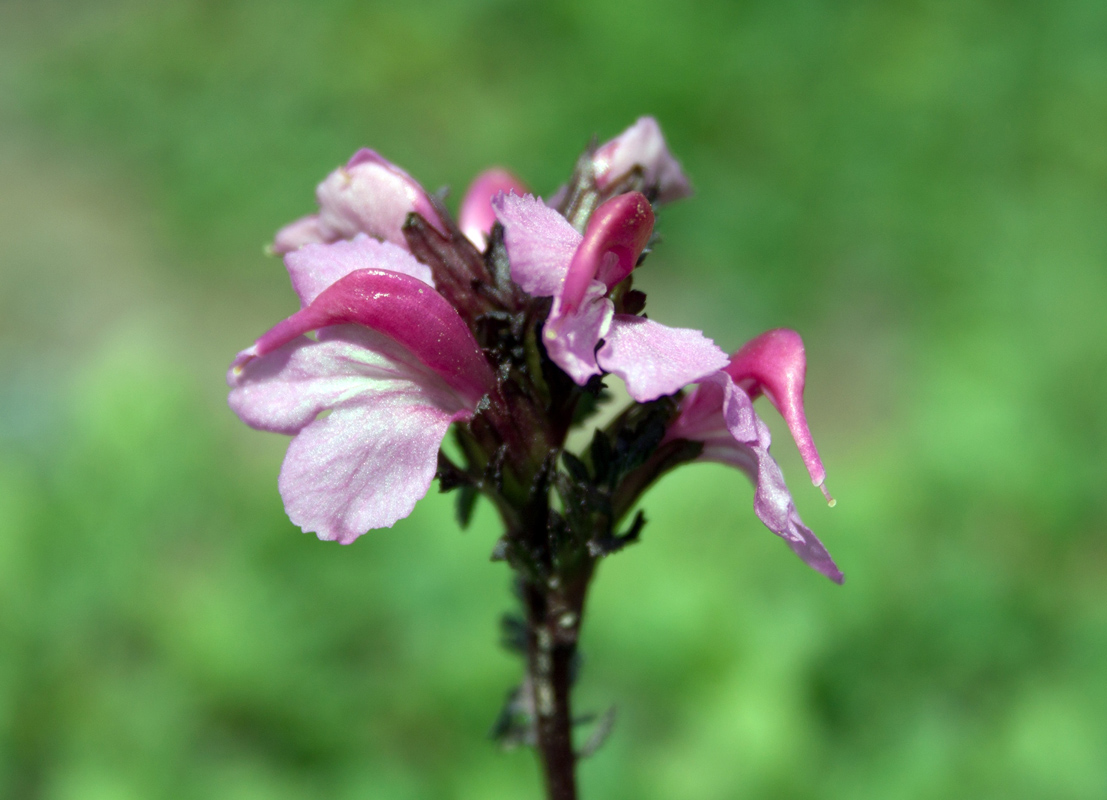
2 0 1105 797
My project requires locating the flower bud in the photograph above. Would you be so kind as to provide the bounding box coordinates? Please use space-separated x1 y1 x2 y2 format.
272 149 446 253
459 168 528 250
593 117 692 204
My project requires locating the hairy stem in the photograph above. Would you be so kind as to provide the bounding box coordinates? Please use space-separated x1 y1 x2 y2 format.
522 568 591 800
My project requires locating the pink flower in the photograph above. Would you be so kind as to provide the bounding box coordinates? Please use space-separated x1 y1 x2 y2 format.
593 116 692 204
272 149 447 254
493 191 727 401
666 329 841 582
235 121 839 582
459 168 528 251
228 241 495 543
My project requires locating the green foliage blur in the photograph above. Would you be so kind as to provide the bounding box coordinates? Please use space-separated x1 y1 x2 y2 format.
2 0 1105 797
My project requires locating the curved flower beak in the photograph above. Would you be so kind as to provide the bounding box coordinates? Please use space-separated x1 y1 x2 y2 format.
231 267 496 407
665 372 843 583
726 329 833 504
459 168 528 250
561 192 654 314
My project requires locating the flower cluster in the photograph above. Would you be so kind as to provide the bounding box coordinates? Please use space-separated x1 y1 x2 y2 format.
228 117 842 583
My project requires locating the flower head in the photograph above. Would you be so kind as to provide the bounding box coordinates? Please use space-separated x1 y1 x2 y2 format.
593 116 693 204
231 118 840 581
229 251 494 542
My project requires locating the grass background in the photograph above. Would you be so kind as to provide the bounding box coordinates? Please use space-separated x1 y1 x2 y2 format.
1 0 1105 797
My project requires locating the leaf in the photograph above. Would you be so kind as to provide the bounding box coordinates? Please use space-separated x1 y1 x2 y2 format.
561 450 591 483
577 706 617 759
499 613 528 654
620 289 647 315
436 450 472 492
488 684 536 750
456 485 479 528
589 429 614 485
485 222 514 293
587 510 646 558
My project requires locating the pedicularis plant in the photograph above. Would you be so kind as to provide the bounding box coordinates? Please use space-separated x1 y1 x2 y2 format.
228 118 841 799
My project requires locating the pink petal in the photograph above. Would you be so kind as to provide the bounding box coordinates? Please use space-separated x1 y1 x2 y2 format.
668 373 843 583
228 327 473 542
492 192 581 297
459 168 528 250
229 325 468 431
594 117 692 204
542 283 613 385
229 334 351 435
561 192 654 314
284 234 433 307
272 214 326 254
597 315 728 402
726 329 829 498
545 184 568 210
231 269 495 406
294 149 445 250
281 399 468 542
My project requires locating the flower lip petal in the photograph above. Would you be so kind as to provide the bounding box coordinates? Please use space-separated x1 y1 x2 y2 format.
725 328 829 496
491 192 582 297
542 283 613 386
460 168 528 249
235 268 495 406
279 399 471 543
561 192 654 314
597 315 728 402
228 327 478 543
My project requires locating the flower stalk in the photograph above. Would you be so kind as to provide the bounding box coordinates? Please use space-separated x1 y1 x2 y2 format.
229 116 843 799
523 572 589 800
